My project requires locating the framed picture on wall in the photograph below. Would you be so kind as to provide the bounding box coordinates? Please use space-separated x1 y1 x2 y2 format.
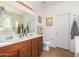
46 17 53 26
38 16 42 23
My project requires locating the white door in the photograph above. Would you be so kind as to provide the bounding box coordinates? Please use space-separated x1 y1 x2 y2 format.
55 13 70 50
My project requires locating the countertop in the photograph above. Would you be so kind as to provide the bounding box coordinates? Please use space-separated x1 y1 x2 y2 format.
0 35 43 48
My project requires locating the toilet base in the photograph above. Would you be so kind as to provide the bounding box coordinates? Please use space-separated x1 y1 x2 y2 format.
43 43 50 51
44 46 50 51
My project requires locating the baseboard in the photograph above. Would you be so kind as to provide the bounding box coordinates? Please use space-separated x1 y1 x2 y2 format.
49 45 56 48
56 47 70 51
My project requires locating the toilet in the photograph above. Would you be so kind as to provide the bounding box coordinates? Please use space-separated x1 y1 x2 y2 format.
43 41 51 51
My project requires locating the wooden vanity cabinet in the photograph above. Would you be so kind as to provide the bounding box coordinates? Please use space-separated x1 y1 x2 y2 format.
0 44 19 57
31 36 43 57
0 40 31 57
0 36 43 57
31 38 39 57
5 49 18 57
38 36 43 56
19 40 31 57
0 49 18 57
19 46 31 57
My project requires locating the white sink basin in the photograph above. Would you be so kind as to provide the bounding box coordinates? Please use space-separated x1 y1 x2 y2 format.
0 35 21 43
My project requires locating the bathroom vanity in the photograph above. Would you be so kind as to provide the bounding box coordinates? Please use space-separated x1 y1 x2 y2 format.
0 2 43 57
0 35 43 57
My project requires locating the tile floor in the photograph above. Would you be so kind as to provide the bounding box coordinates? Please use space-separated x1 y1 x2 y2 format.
41 47 74 57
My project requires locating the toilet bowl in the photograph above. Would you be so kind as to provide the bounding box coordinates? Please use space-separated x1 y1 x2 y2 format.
43 41 51 51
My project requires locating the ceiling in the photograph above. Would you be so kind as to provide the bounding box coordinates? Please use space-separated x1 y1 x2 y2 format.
29 1 63 9
41 1 63 7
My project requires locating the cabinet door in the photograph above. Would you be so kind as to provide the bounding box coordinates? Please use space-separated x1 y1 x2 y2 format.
39 37 43 56
19 46 31 57
7 50 18 57
32 38 39 57
0 49 19 57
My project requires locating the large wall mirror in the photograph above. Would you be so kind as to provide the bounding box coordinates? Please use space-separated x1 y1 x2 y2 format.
0 2 35 36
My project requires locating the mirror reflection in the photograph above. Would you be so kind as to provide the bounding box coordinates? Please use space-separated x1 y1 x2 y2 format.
0 2 35 36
